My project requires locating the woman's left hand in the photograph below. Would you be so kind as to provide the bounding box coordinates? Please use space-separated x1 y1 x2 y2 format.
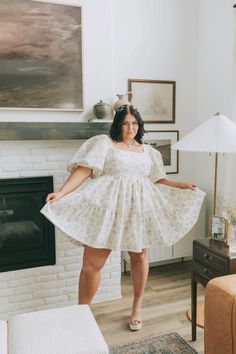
179 182 198 190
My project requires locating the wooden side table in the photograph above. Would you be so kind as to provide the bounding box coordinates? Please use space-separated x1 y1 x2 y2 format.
191 238 236 341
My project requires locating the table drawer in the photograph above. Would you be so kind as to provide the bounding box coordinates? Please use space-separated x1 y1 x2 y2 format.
193 244 228 273
193 261 226 282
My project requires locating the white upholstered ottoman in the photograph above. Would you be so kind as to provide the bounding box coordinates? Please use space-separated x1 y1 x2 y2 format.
1 305 109 354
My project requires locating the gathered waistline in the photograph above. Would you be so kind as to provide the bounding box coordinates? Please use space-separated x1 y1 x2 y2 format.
98 174 149 180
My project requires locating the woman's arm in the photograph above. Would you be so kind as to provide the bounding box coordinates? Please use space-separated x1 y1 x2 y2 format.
157 178 197 190
46 166 92 202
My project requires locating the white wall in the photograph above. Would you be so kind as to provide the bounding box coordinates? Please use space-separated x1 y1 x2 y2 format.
113 0 200 185
112 0 236 222
112 0 235 219
197 0 235 218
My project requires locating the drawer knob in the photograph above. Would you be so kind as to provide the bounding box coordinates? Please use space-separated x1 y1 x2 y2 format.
204 253 208 259
203 268 208 274
209 256 214 262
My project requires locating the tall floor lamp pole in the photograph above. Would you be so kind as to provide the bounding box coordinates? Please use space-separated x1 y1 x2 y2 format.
213 152 218 215
213 112 220 215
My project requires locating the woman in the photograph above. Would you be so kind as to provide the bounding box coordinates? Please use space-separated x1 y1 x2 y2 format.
41 105 205 331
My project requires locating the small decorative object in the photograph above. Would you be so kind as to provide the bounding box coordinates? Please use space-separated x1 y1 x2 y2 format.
113 92 132 111
93 100 110 119
144 130 179 174
229 223 236 252
222 202 236 227
209 215 229 244
128 79 176 123
222 202 236 251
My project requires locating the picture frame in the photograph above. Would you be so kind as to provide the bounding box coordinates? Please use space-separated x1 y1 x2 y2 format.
209 215 229 244
128 79 176 123
143 130 179 174
0 0 83 111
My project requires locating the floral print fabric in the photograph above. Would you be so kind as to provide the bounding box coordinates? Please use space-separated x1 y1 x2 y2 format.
41 134 206 252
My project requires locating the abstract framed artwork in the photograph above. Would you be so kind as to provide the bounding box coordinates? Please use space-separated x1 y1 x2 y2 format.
128 79 176 123
144 130 179 174
0 0 83 111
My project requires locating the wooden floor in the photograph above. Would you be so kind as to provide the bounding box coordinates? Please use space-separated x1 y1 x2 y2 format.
91 261 205 353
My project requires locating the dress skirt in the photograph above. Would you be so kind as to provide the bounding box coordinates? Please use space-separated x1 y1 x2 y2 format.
41 134 206 252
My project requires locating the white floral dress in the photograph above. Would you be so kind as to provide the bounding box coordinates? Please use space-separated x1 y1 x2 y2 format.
40 134 206 252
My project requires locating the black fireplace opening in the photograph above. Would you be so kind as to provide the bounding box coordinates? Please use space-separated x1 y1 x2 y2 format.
0 176 55 272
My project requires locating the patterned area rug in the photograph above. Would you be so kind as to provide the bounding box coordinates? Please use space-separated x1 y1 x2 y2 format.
109 332 198 354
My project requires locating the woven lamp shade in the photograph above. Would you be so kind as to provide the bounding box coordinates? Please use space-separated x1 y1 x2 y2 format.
171 115 236 153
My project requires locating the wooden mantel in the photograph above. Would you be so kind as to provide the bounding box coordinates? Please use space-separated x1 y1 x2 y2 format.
0 122 112 140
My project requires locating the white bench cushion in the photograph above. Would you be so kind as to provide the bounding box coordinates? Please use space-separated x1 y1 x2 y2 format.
0 320 7 354
8 305 108 354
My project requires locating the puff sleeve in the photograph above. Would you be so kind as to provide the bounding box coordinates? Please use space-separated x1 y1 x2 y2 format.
148 145 167 183
67 134 109 178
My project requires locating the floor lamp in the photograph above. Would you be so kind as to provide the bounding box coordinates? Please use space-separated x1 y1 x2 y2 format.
171 113 236 328
171 113 236 215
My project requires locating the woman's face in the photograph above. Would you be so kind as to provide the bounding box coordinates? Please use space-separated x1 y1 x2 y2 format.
121 113 139 140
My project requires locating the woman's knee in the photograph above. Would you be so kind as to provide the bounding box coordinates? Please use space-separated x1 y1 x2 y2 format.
82 260 101 273
82 247 111 273
129 249 148 263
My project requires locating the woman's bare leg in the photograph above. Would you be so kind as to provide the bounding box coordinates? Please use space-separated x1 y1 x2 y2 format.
79 245 111 304
128 249 149 325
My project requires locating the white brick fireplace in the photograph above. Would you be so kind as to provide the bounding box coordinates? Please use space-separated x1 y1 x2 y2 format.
0 139 121 320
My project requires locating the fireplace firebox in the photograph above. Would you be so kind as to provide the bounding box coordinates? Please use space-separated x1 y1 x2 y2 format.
0 176 55 272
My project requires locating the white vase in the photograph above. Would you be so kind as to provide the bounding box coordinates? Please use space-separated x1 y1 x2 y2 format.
113 92 132 111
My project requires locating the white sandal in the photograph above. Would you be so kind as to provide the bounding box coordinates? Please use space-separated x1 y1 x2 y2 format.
129 320 142 331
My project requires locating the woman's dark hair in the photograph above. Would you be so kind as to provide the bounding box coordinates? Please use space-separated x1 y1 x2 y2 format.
109 105 146 144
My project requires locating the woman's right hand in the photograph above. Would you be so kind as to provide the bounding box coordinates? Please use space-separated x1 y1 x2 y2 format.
46 191 65 203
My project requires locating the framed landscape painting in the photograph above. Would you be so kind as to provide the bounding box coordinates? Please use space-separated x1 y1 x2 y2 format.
128 79 175 123
0 0 83 110
144 130 179 174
